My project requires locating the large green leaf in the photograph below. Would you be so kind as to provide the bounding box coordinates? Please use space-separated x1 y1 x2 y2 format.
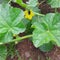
0 4 25 44
47 0 60 8
32 13 60 48
0 45 7 60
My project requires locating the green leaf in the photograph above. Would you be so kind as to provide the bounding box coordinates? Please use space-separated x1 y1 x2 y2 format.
0 0 10 4
0 32 13 43
0 4 25 44
32 13 60 48
47 0 60 8
39 42 53 52
0 45 7 60
27 0 38 7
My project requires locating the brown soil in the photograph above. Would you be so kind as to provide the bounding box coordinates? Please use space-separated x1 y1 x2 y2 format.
16 39 46 60
45 46 60 60
7 0 60 60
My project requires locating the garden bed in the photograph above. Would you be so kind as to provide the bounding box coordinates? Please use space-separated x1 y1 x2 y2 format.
0 0 60 60
7 0 60 60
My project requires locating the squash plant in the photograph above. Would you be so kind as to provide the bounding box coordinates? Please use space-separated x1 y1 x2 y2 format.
0 0 60 60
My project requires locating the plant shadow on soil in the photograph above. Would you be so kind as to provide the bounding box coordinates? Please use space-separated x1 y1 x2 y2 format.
6 0 60 60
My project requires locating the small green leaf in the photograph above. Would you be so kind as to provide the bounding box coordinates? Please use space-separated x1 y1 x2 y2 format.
32 13 60 47
47 0 60 8
0 45 7 60
27 0 38 7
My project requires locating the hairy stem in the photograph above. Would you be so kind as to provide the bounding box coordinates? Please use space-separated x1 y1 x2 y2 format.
0 35 32 45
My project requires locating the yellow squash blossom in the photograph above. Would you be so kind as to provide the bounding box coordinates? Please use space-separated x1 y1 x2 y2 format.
24 10 34 20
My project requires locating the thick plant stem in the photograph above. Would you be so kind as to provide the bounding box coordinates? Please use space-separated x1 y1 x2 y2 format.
13 35 32 42
16 0 27 8
20 35 32 40
0 35 32 45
